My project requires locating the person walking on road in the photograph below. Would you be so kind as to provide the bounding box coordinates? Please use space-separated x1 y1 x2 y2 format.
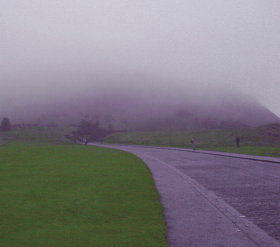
191 138 196 151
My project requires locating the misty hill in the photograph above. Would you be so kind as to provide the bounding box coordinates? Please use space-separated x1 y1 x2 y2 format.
35 85 279 131
1 78 279 130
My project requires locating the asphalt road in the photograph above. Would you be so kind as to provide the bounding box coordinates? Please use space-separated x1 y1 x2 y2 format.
92 143 280 247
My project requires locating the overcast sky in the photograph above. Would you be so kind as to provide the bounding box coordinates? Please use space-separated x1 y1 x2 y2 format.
1 0 280 117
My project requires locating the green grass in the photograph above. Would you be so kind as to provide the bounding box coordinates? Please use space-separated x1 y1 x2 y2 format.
204 146 280 157
0 142 167 247
0 126 74 144
105 123 280 157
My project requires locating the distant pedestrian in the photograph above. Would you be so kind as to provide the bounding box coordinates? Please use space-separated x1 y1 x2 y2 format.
83 137 88 145
235 136 240 148
191 138 196 151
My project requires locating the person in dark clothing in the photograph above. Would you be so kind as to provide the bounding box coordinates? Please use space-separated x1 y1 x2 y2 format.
191 138 196 151
235 136 240 148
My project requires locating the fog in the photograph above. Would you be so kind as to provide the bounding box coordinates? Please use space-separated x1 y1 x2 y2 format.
1 1 280 126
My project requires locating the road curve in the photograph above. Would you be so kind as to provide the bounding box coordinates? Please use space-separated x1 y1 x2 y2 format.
91 143 280 247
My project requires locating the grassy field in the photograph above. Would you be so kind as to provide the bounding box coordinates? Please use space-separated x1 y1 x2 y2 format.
0 126 73 144
0 142 167 247
105 123 280 157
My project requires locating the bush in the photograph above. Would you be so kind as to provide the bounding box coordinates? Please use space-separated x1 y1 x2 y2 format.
1 118 11 131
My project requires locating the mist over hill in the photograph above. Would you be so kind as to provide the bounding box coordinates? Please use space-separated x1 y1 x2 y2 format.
2 1 280 130
2 75 278 131
67 88 279 131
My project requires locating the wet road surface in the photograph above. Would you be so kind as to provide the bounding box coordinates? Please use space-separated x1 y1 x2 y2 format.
92 144 280 247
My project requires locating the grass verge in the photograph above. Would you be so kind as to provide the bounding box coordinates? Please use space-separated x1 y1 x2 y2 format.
203 146 280 157
0 142 167 247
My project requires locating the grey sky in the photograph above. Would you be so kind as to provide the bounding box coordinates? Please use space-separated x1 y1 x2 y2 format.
1 0 280 117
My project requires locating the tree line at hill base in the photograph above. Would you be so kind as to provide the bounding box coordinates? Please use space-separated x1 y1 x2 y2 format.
66 120 114 143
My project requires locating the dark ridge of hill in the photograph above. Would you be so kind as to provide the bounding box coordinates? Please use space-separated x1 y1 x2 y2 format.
2 81 279 130
140 103 279 131
54 88 279 131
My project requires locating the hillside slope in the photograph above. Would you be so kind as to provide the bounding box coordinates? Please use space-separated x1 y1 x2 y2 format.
26 87 279 131
1 78 279 130
105 123 280 148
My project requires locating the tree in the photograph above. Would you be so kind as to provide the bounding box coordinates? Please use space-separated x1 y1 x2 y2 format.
72 119 114 142
1 118 11 131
